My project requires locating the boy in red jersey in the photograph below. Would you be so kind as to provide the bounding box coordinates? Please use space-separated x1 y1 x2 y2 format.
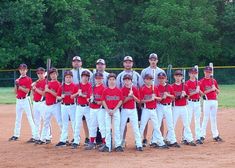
37 68 62 145
85 72 106 150
56 71 77 147
139 74 168 149
9 64 36 142
200 66 222 142
100 73 124 152
120 74 143 151
71 70 92 149
172 70 196 146
186 67 203 144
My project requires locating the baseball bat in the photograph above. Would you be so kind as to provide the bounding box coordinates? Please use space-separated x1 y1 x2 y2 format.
209 62 214 85
166 64 172 92
152 69 155 93
46 58 51 84
194 65 199 87
182 69 186 91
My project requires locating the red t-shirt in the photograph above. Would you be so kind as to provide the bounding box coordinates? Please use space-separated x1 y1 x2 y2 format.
186 80 200 100
57 83 78 104
16 76 32 99
200 78 219 100
77 82 92 105
140 85 160 109
33 79 46 101
172 83 189 106
45 80 61 105
122 86 140 109
157 84 174 104
90 84 106 109
101 87 123 109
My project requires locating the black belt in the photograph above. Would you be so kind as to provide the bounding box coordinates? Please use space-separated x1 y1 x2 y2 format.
101 106 105 109
34 100 42 102
161 103 171 106
18 97 26 99
62 103 75 106
189 99 200 102
146 108 156 110
79 104 89 107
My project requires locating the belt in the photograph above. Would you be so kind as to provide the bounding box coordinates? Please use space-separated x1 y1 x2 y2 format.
79 104 89 107
46 102 57 106
17 97 26 99
62 103 75 106
101 106 105 109
34 100 42 102
189 99 200 102
161 103 171 106
146 108 156 110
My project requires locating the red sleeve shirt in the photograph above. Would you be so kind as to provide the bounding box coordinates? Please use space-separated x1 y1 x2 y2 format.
16 76 32 99
90 84 106 109
122 86 140 109
57 83 77 104
140 85 159 109
200 78 219 100
45 80 61 105
101 87 123 109
172 83 189 106
186 80 200 100
77 82 92 105
158 84 174 104
33 79 46 101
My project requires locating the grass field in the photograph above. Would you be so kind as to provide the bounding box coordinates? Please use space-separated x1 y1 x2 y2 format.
0 85 234 107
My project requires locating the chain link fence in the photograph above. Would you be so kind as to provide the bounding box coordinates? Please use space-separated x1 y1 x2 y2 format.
0 66 235 87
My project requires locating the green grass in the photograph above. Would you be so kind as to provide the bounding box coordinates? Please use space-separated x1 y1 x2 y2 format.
0 85 235 108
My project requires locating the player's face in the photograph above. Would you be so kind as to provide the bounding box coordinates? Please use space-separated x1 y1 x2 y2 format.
158 77 166 84
144 78 152 86
19 68 28 76
37 71 45 80
124 78 132 87
123 61 133 70
72 60 82 69
96 63 106 71
204 70 212 78
81 75 89 83
50 72 57 80
108 77 116 87
174 75 183 83
189 72 197 79
95 77 103 85
65 75 72 83
149 58 158 67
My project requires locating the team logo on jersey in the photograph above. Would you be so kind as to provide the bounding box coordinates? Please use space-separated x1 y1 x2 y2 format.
106 95 120 100
174 91 182 97
143 94 152 100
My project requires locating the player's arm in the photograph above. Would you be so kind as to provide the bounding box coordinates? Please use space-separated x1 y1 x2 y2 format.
45 85 57 97
113 100 123 113
154 88 162 101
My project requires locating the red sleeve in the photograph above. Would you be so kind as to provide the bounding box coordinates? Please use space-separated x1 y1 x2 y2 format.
185 85 190 95
214 79 219 89
87 84 92 98
140 87 144 100
73 84 78 94
199 79 205 92
170 85 175 96
134 87 140 99
26 78 32 89
57 86 62 96
155 86 160 97
119 89 124 101
101 89 106 101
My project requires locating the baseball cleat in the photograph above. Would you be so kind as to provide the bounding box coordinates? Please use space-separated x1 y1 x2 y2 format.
156 144 169 149
115 146 124 152
84 138 89 146
71 143 80 149
55 142 67 147
181 140 189 145
149 143 158 148
200 137 205 142
136 147 143 151
121 140 126 148
142 139 148 147
85 142 96 150
196 139 203 144
213 136 223 142
26 138 36 143
99 145 109 152
8 136 18 141
46 139 51 144
169 142 181 148
188 141 197 146
36 140 46 145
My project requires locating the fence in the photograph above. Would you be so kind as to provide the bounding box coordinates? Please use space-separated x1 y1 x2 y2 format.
0 66 235 87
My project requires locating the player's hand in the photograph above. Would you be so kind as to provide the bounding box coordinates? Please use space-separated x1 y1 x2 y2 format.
108 110 113 116
45 85 49 92
196 86 200 93
181 91 186 98
128 90 133 97
61 94 65 99
211 85 216 91
151 94 156 101
78 89 82 96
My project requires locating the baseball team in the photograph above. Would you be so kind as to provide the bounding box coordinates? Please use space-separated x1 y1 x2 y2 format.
8 53 223 152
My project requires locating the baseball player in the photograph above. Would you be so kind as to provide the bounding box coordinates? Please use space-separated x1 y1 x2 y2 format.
140 53 165 147
139 74 168 149
85 72 106 150
200 66 222 142
71 56 92 145
116 56 143 147
100 73 124 152
186 67 203 144
9 64 37 142
55 71 77 147
120 74 143 151
31 67 51 143
172 70 196 146
37 67 62 144
71 70 92 149
152 72 180 148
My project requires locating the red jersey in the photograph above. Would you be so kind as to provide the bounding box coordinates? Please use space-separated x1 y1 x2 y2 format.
45 80 61 105
172 83 189 106
122 86 140 109
140 85 160 109
77 82 92 105
186 80 200 100
90 84 106 109
16 76 32 99
157 84 174 104
57 83 78 104
200 78 219 100
101 87 123 109
33 79 46 101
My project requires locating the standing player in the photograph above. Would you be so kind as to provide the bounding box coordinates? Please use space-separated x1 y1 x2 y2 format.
172 70 196 146
71 70 92 149
55 71 77 147
71 56 92 145
200 66 222 142
37 68 62 144
120 74 143 151
100 73 124 152
139 74 168 149
140 53 165 147
9 64 37 142
153 72 180 147
85 72 106 150
91 59 109 87
186 67 203 144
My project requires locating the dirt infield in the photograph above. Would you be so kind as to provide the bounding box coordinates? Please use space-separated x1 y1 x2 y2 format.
0 105 234 168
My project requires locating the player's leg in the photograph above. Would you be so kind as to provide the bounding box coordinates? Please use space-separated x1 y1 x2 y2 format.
57 105 69 146
152 105 164 144
173 107 180 129
53 103 62 130
97 109 106 145
68 105 76 137
85 108 97 150
139 109 150 141
210 100 220 140
201 100 210 139
187 101 194 126
11 100 23 140
33 102 41 141
194 102 203 144
104 111 112 152
82 117 89 145
113 109 123 151
120 109 128 147
39 105 52 144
